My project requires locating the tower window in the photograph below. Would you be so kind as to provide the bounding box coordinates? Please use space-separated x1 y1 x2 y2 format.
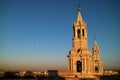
95 66 99 73
77 49 80 52
77 61 82 72
95 50 97 53
77 29 80 38
94 50 99 54
82 29 84 36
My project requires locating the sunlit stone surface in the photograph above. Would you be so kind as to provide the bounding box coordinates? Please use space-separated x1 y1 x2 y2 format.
58 8 104 79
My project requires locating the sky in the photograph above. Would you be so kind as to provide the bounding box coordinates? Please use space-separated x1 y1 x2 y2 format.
0 0 120 71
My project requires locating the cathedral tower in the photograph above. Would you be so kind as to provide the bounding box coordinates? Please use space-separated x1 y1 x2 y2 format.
68 8 93 75
72 8 88 50
92 39 100 61
67 8 103 76
92 39 104 75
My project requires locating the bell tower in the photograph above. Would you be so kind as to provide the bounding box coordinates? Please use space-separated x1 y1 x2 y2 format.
68 8 92 75
58 4 104 78
92 39 100 61
72 8 88 50
92 39 104 74
67 7 103 77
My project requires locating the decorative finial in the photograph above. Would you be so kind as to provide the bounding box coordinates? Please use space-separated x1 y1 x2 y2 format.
78 7 80 11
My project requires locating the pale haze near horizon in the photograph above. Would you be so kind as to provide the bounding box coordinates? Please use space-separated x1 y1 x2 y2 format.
0 0 120 71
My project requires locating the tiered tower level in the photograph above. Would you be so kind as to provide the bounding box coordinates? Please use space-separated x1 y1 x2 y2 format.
67 8 103 76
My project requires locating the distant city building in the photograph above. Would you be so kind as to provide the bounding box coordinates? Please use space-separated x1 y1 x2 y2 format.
58 8 104 79
0 71 4 77
104 70 119 75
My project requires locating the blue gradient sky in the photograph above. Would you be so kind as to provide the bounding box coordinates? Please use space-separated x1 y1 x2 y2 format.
0 0 120 71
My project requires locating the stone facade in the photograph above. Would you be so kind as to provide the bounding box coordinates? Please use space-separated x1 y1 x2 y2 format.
67 8 103 77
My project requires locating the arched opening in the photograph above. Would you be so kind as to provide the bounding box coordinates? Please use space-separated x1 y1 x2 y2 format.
77 29 80 38
82 29 84 36
73 27 75 37
77 49 80 52
77 61 82 72
95 66 99 73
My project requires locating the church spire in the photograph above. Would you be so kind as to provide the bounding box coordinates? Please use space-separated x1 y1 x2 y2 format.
75 8 83 25
72 7 88 49
92 39 101 61
93 39 99 49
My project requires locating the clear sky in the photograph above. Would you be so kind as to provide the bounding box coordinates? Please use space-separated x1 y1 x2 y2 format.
0 0 120 71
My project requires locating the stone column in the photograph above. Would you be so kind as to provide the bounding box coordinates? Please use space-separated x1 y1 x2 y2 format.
71 59 73 71
68 58 70 70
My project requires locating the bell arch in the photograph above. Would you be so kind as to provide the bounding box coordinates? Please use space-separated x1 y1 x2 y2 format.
82 29 84 36
77 29 80 38
76 61 82 72
95 66 99 73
